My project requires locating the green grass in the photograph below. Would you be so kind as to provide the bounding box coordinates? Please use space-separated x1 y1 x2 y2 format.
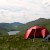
0 34 50 50
0 30 8 35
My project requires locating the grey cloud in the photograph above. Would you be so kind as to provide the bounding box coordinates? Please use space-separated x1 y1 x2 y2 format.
0 6 28 12
0 0 50 23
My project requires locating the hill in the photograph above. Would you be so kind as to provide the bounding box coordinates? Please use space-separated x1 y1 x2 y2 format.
0 22 24 35
11 22 24 26
26 18 50 31
0 23 13 35
16 18 50 34
0 22 24 28
0 22 24 30
0 18 50 35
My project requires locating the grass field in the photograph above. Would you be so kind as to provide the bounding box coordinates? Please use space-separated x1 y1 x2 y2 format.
0 34 50 50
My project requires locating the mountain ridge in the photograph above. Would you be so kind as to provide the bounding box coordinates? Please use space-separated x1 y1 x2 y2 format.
16 18 50 33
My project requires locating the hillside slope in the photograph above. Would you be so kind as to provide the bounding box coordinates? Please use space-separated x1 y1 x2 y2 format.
26 18 50 32
11 22 24 26
0 22 24 35
16 18 50 34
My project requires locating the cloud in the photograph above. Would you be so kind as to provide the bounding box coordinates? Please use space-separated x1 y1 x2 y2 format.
0 0 50 23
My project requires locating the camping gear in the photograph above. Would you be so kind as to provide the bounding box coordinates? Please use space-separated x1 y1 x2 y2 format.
24 26 49 39
44 34 50 41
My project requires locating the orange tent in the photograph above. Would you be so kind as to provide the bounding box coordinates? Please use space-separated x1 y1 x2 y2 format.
24 26 49 39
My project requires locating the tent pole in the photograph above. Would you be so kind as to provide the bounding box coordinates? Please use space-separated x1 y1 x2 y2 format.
34 29 36 38
33 29 36 41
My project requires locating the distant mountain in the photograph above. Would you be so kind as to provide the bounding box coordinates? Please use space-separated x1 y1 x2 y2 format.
26 18 47 27
16 18 50 33
0 18 50 35
11 22 24 26
0 22 24 29
0 22 24 35
0 22 24 31
26 18 50 31
0 23 12 28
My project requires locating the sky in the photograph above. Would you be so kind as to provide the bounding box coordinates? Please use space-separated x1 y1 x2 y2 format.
0 0 50 23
